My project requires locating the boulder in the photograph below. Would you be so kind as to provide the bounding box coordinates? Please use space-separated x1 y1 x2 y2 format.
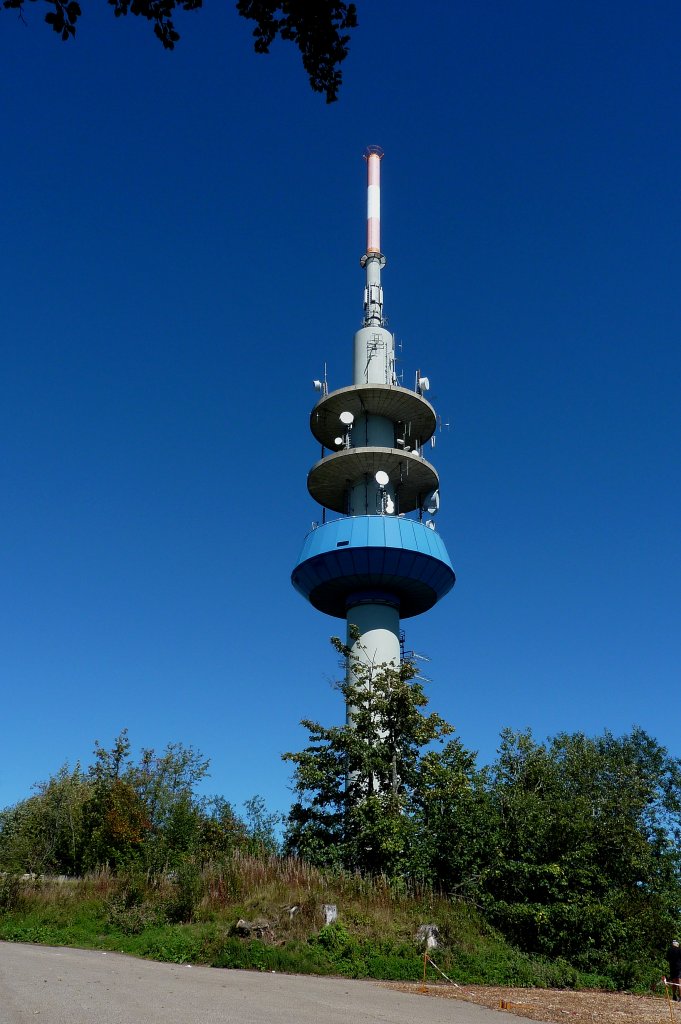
416 924 440 950
235 917 274 941
322 904 338 925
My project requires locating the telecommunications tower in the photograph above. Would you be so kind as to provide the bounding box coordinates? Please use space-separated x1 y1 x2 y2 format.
292 148 455 696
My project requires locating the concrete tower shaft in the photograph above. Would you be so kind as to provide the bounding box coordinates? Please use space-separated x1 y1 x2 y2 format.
292 149 455 711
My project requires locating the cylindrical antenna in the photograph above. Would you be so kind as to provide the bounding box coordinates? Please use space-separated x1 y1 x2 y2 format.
361 146 386 329
365 145 384 254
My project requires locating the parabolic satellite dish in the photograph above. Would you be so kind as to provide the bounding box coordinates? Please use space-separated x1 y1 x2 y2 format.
424 489 440 515
339 411 354 425
375 470 390 487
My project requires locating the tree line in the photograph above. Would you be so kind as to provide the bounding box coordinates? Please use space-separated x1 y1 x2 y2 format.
0 729 278 878
2 640 681 983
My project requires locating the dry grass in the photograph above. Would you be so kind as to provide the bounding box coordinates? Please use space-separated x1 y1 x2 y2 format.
197 853 442 924
386 982 679 1024
203 853 435 906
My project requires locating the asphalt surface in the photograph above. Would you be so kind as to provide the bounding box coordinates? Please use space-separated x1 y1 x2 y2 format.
0 942 529 1024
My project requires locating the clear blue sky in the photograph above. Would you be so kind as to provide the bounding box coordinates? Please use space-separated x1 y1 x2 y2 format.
2 1 680 819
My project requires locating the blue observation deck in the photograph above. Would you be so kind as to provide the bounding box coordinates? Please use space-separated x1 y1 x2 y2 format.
291 515 455 620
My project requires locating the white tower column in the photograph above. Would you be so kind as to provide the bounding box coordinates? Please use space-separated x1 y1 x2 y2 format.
345 600 400 727
346 148 401 726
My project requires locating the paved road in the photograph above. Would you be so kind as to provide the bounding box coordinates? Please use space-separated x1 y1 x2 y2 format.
0 942 529 1024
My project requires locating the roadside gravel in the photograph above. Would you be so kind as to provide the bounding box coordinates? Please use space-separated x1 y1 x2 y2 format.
386 981 676 1024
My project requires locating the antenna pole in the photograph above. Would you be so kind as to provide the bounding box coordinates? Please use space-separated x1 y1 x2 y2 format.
361 145 386 327
366 146 382 254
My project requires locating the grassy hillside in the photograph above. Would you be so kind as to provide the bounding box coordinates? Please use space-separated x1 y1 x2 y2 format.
0 853 643 990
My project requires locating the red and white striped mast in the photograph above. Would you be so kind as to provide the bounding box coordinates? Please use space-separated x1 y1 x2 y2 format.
366 144 382 255
360 145 386 332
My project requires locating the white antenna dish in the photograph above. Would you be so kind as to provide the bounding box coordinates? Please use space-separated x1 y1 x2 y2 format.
375 470 389 487
424 489 440 515
334 436 344 446
418 376 430 392
339 411 354 426
313 380 323 392
385 495 395 515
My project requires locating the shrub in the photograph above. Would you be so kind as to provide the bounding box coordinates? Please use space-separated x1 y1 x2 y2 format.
0 875 25 913
105 895 162 935
164 861 203 924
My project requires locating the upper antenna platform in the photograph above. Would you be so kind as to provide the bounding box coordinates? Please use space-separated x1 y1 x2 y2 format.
364 144 384 159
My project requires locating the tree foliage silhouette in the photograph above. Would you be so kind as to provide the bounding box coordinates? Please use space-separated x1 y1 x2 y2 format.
2 0 358 102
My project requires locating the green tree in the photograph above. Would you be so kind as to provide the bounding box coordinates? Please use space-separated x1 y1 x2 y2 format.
283 632 454 876
243 795 282 855
479 727 681 979
0 764 89 875
80 730 219 870
128 740 211 870
411 737 491 892
197 795 248 863
2 0 358 102
82 730 151 869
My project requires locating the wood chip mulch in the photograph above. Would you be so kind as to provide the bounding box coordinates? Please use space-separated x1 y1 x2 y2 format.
383 981 680 1024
